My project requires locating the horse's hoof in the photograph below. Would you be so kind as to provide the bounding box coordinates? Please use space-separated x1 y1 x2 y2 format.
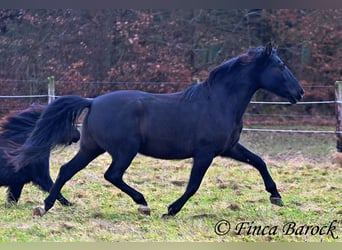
161 213 172 220
63 201 74 207
33 206 46 217
5 201 17 208
138 205 151 215
270 197 284 207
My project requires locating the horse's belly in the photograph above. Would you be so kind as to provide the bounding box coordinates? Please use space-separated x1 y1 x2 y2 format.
139 139 193 160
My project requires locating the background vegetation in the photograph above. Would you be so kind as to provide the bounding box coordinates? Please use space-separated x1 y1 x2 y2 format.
0 9 340 242
0 9 341 121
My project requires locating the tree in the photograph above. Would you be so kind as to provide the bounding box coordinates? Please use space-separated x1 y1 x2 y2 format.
0 9 340 110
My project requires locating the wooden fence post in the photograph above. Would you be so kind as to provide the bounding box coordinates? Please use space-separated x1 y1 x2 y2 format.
47 76 55 104
335 81 342 152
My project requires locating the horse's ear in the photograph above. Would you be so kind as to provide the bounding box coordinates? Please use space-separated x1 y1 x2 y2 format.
264 42 273 57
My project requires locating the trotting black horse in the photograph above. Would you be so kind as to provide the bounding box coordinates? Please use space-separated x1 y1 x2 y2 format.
0 105 80 205
7 43 304 217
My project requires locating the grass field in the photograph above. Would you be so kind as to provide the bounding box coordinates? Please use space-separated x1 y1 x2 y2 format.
0 130 341 242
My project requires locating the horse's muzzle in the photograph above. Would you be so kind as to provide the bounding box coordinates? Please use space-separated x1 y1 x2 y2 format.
289 86 304 104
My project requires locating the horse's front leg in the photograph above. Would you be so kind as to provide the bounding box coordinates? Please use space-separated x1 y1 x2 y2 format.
162 152 214 218
221 143 283 206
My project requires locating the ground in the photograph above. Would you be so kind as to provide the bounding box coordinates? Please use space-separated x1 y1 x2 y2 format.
0 130 341 242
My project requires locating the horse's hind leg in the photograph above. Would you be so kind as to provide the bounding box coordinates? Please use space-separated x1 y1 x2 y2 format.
7 183 24 204
32 171 73 207
35 147 104 216
104 148 150 215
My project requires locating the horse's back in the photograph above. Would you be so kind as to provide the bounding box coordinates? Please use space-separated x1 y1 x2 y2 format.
84 91 149 148
90 90 150 121
84 90 199 158
90 90 186 119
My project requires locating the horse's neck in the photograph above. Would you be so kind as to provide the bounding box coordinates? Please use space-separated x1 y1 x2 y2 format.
210 80 257 120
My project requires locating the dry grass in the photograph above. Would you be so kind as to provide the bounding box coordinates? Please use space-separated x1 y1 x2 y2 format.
0 131 341 242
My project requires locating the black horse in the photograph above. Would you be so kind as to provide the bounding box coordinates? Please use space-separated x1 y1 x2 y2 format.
7 43 304 217
0 105 80 205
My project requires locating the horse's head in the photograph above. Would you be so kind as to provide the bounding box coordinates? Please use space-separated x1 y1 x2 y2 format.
257 43 304 104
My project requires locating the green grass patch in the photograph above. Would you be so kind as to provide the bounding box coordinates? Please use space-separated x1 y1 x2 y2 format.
0 132 341 242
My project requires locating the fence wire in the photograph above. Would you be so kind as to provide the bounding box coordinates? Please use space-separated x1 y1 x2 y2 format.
0 79 337 135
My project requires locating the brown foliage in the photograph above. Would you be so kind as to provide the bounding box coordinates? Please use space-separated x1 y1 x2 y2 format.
0 9 340 120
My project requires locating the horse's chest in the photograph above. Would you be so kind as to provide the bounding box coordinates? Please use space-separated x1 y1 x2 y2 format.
208 121 242 152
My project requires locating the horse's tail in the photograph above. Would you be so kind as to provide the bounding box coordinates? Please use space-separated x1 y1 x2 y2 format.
7 95 92 170
0 105 44 145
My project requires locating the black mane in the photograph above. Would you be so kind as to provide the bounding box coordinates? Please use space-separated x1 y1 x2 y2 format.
181 46 268 101
182 83 210 101
207 46 267 85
